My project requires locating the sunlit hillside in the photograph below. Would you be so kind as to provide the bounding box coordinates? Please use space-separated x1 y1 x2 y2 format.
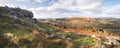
1 0 120 48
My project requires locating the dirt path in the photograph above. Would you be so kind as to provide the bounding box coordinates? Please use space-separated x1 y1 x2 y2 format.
63 29 119 39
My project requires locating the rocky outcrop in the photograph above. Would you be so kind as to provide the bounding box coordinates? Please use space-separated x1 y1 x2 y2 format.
0 6 40 27
0 6 33 18
0 6 39 25
0 6 65 48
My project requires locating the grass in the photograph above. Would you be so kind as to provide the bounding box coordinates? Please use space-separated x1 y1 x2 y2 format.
55 32 95 48
73 36 94 48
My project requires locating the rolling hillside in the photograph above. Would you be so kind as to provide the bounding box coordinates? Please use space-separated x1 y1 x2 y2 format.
0 6 120 48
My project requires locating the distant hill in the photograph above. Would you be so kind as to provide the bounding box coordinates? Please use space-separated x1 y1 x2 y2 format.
39 17 120 36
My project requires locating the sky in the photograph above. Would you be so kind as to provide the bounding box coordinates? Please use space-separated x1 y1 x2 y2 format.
0 0 120 18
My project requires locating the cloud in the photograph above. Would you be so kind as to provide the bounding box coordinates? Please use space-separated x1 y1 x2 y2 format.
17 0 29 2
0 0 15 7
105 5 120 15
49 0 104 13
34 0 44 3
28 0 105 18
28 7 61 18
0 4 14 7
0 0 28 9
1 0 119 18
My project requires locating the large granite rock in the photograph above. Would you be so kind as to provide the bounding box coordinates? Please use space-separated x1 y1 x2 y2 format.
0 6 33 18
0 6 40 27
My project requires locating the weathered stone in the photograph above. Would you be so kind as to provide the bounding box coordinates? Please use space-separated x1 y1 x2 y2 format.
49 33 67 39
0 6 40 27
0 6 33 18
